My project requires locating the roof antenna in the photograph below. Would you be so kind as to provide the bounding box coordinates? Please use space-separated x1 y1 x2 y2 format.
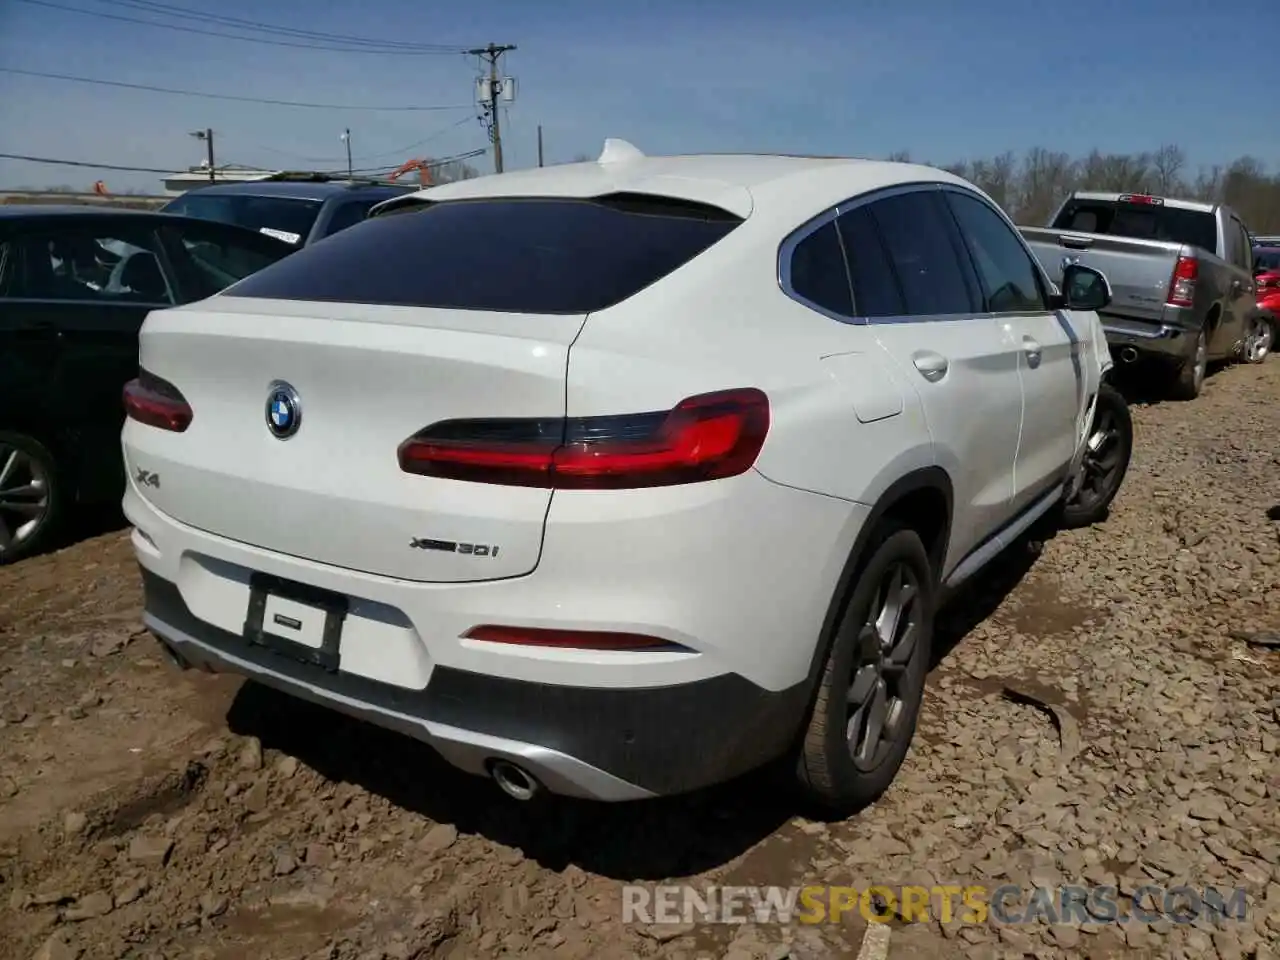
598 138 645 165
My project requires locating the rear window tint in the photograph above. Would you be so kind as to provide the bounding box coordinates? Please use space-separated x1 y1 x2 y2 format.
226 194 743 314
162 193 323 246
1051 200 1218 253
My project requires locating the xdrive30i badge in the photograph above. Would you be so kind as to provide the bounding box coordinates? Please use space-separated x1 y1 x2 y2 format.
410 537 501 557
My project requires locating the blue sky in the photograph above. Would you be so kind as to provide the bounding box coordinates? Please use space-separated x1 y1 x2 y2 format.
1 0 1276 193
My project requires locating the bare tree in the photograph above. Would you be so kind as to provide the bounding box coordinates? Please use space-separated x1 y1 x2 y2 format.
904 145 1280 231
1152 144 1186 194
1017 148 1078 225
429 159 480 184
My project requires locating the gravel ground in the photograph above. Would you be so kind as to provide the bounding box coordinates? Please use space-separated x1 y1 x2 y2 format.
2 359 1279 960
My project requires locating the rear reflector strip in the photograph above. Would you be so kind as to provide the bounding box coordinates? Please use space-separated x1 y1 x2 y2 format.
398 387 770 489
463 625 680 651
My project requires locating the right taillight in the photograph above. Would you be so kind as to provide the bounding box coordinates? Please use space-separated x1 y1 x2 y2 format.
1166 256 1199 307
398 387 770 489
123 369 193 433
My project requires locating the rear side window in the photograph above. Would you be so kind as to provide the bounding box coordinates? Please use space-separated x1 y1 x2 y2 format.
788 220 853 316
1051 199 1218 253
867 192 978 316
227 194 742 314
835 207 905 317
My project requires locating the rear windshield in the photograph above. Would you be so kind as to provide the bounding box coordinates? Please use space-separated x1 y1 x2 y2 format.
224 194 743 314
1256 248 1280 272
161 193 323 246
1051 199 1217 253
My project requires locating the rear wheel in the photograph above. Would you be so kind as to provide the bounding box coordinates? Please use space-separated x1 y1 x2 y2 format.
0 431 63 565
1167 326 1207 401
1061 383 1132 529
795 522 933 815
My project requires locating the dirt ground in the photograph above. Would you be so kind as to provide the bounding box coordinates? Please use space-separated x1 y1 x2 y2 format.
2 360 1279 960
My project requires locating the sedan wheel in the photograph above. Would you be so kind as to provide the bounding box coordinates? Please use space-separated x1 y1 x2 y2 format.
0 434 61 564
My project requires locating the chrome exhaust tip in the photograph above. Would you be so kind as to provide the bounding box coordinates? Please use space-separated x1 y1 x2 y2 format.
489 759 541 801
1119 347 1139 364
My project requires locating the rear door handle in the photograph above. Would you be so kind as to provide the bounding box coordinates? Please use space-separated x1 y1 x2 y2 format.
1022 336 1042 368
912 351 949 382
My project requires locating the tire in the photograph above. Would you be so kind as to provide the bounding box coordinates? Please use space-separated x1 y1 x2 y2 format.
1167 325 1208 401
1240 313 1273 364
795 521 934 815
1060 383 1132 529
0 430 63 565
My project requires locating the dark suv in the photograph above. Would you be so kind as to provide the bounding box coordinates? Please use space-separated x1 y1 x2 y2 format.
160 177 415 248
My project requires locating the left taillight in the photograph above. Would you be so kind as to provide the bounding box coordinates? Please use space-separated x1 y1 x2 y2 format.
123 369 193 433
398 387 770 490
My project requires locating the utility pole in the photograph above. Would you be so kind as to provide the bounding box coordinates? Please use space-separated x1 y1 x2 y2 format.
341 128 353 178
190 128 215 182
537 125 544 167
467 43 516 174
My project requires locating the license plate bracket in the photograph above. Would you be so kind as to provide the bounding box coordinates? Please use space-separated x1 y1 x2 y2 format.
243 572 348 672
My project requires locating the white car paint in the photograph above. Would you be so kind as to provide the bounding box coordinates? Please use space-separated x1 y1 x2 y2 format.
123 141 1113 803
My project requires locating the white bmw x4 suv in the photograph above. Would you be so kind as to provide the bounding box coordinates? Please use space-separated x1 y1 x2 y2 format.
122 140 1131 812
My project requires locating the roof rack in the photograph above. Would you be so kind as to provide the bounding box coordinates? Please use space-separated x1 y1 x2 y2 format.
261 171 401 187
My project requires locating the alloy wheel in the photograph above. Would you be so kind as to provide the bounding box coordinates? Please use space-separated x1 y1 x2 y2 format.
0 444 51 557
1192 331 1208 391
846 560 921 772
1244 316 1273 363
1068 405 1125 514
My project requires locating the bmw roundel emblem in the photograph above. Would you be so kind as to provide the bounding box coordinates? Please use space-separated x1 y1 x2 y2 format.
265 380 301 439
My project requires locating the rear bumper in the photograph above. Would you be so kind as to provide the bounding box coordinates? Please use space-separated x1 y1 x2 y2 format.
1101 312 1194 363
143 568 810 800
125 467 865 801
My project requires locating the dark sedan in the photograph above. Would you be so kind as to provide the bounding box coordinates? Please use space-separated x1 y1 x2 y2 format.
0 205 295 563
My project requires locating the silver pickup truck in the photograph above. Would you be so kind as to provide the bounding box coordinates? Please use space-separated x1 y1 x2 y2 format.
1021 192 1267 400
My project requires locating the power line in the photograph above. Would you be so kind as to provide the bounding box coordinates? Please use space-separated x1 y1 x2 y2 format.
0 153 186 174
0 68 474 112
0 147 489 178
14 0 467 55
251 116 479 166
91 0 465 52
340 148 488 177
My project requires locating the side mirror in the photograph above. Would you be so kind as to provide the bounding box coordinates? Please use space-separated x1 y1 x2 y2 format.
1056 263 1112 311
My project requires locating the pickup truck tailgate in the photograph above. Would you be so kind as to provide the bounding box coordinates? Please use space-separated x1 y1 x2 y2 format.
1020 227 1180 325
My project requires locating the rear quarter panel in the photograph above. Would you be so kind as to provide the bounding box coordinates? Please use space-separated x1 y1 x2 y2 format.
564 218 933 509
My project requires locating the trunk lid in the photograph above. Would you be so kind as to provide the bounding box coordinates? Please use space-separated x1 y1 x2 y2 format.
131 296 584 582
